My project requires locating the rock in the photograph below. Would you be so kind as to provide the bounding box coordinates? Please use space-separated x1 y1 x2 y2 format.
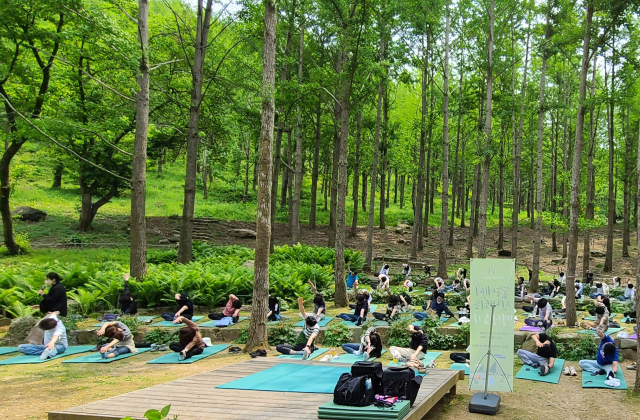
590 250 606 258
456 237 466 242
396 239 405 244
624 269 633 275
404 241 411 246
146 227 162 236
11 206 47 222
498 249 512 257
229 228 257 239
0 316 38 346
0 316 11 327
69 329 98 345
159 239 171 245
620 338 638 350
551 258 566 265
384 248 392 252
514 331 528 345
243 260 255 269
520 336 539 353
394 228 404 234
167 237 179 243
620 348 637 362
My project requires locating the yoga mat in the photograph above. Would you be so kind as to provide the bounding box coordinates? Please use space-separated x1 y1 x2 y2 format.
63 347 152 363
583 316 596 321
520 325 544 332
199 317 248 328
150 316 205 327
369 304 379 312
147 344 229 364
295 317 333 328
0 346 95 365
317 400 410 420
0 347 18 356
277 347 329 360
515 359 565 384
329 350 387 364
582 370 628 390
449 363 469 375
136 316 157 322
556 312 582 319
629 334 637 339
577 327 625 335
217 363 351 393
388 351 442 367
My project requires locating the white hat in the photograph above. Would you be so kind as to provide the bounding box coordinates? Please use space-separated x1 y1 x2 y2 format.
203 337 212 347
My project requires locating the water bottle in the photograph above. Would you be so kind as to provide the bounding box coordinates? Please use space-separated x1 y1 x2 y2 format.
365 378 372 390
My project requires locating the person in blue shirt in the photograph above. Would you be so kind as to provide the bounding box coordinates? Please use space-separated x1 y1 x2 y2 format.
575 279 584 299
579 329 619 379
618 283 635 301
413 292 456 321
346 265 358 289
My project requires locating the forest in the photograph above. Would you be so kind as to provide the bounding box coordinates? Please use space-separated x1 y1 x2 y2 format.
2 0 640 354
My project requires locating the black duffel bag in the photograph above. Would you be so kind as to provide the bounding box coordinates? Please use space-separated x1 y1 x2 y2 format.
381 366 423 406
352 360 383 393
333 373 375 407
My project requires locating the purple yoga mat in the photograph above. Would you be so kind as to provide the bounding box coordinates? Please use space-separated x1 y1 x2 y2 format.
520 326 543 332
630 334 637 340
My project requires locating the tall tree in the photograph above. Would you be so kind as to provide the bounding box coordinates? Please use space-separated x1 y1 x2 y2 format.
350 112 362 237
438 1 451 278
291 19 305 244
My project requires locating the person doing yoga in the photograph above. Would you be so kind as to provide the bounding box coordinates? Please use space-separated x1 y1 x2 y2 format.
377 274 390 290
580 305 609 333
524 298 553 329
119 273 137 315
516 333 557 376
276 297 319 360
337 293 369 326
590 281 610 299
18 314 68 360
161 294 194 321
414 292 456 320
267 295 281 321
97 321 138 359
450 346 471 365
579 329 619 382
208 294 242 323
170 316 205 360
341 327 383 361
389 324 428 362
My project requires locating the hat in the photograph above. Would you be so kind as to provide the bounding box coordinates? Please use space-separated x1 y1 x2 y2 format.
203 337 212 347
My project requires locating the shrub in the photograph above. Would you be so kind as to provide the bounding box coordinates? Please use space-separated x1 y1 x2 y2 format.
556 336 598 361
67 289 108 317
14 232 32 254
147 249 178 264
119 316 139 335
145 329 178 345
322 322 351 347
387 318 411 347
235 325 249 344
268 323 299 346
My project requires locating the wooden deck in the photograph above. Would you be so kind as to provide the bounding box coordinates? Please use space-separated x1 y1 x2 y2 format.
49 358 464 420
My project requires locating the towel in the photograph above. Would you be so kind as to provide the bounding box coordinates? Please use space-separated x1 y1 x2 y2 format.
215 317 234 327
604 378 621 388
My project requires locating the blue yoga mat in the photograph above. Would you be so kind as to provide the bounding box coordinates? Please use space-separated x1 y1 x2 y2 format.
147 344 229 364
217 363 351 393
277 348 329 360
0 347 17 356
449 363 469 375
295 317 333 328
62 347 152 363
577 327 625 335
515 359 565 384
150 316 205 327
329 350 387 364
199 317 248 328
0 346 96 365
582 370 628 390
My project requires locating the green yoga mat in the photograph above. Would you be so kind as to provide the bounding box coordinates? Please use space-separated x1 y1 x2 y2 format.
199 317 248 328
318 400 410 420
582 370 628 390
277 347 329 360
577 327 625 335
295 317 333 328
330 350 387 364
147 344 229 364
0 346 96 365
63 347 152 363
150 316 205 327
449 363 469 375
515 359 565 384
388 351 442 367
217 363 351 393
369 304 379 312
555 312 582 319
0 347 17 356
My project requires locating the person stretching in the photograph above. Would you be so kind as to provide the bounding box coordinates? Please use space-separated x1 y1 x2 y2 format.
276 297 319 360
580 306 609 333
120 273 137 315
97 321 137 359
346 267 359 289
377 274 390 290
379 263 390 277
619 283 635 302
590 282 610 299
18 314 67 360
402 264 412 278
389 324 428 362
208 294 242 323
579 329 619 380
516 333 557 376
403 277 414 292
170 316 205 360
414 292 456 320
267 295 281 322
337 293 369 326
341 327 383 361
524 298 553 329
434 277 446 293
161 294 194 321
306 280 327 320
450 346 471 365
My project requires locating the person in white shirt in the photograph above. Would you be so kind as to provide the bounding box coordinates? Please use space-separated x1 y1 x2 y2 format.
18 314 68 360
379 264 390 277
620 283 635 301
377 274 390 290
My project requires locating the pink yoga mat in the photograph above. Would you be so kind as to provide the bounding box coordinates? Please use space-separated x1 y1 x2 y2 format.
629 334 637 340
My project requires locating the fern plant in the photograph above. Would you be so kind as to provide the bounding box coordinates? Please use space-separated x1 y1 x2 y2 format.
322 322 351 347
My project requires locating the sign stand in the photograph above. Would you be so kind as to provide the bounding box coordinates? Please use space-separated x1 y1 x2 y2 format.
469 304 501 415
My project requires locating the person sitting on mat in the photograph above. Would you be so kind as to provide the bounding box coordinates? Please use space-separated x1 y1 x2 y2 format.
434 277 446 293
208 294 242 323
341 326 383 361
276 297 319 360
589 296 612 316
35 272 68 317
161 294 194 321
374 295 402 322
389 324 427 362
451 279 462 292
170 316 205 360
450 346 471 365
579 329 619 380
377 273 390 291
590 281 610 300
516 333 557 376
337 293 369 326
549 279 561 298
516 276 527 298
120 273 137 315
557 268 567 286
613 277 621 288
524 298 553 329
346 265 358 289
18 314 68 360
456 267 467 282
619 283 636 302
575 280 584 299
267 295 281 321
97 320 137 359
580 305 609 333
414 292 456 321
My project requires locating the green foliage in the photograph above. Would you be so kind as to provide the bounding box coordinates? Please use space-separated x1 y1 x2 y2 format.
610 301 633 314
267 323 299 346
144 329 178 346
387 318 412 348
66 288 108 317
556 336 599 361
121 404 175 420
147 249 178 264
61 313 78 332
235 325 249 344
14 232 32 254
322 322 352 347
118 316 139 335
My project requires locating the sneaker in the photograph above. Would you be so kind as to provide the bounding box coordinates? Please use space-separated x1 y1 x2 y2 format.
156 345 168 351
89 344 101 352
530 363 540 369
150 344 160 352
228 347 242 354
39 348 52 361
362 352 369 361
570 367 577 376
563 367 571 376
598 369 606 375
353 350 361 356
465 363 470 368
301 349 310 360
249 350 267 358
627 363 637 370
178 352 186 361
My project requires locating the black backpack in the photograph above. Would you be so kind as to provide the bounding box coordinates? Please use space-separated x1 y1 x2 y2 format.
351 361 383 394
333 373 374 407
381 366 423 406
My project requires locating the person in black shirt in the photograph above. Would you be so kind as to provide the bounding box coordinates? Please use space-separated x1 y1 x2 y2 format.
337 294 369 326
516 333 557 376
389 325 428 362
267 296 281 321
161 294 194 321
37 272 67 317
119 273 137 315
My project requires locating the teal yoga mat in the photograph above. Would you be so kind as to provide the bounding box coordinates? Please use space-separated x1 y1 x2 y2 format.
582 370 628 390
515 359 565 384
295 317 333 328
0 346 95 365
147 344 229 364
369 304 379 312
318 400 410 420
449 363 469 375
150 316 205 327
329 350 387 364
577 327 625 335
199 317 248 328
63 347 152 363
0 347 17 356
217 363 351 393
277 347 329 360
388 351 442 366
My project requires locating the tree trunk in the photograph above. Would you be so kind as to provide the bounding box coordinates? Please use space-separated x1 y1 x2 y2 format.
243 146 250 203
246 0 277 352
438 4 451 278
460 138 467 228
467 164 479 258
584 55 598 275
365 83 383 271
498 136 505 250
351 112 361 237
328 61 342 246
203 148 209 199
291 22 304 244
622 106 631 257
309 95 321 229
450 66 463 247
566 3 594 329
604 51 615 272
52 164 63 188
130 0 150 278
362 172 367 213
78 180 118 232
634 97 640 394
